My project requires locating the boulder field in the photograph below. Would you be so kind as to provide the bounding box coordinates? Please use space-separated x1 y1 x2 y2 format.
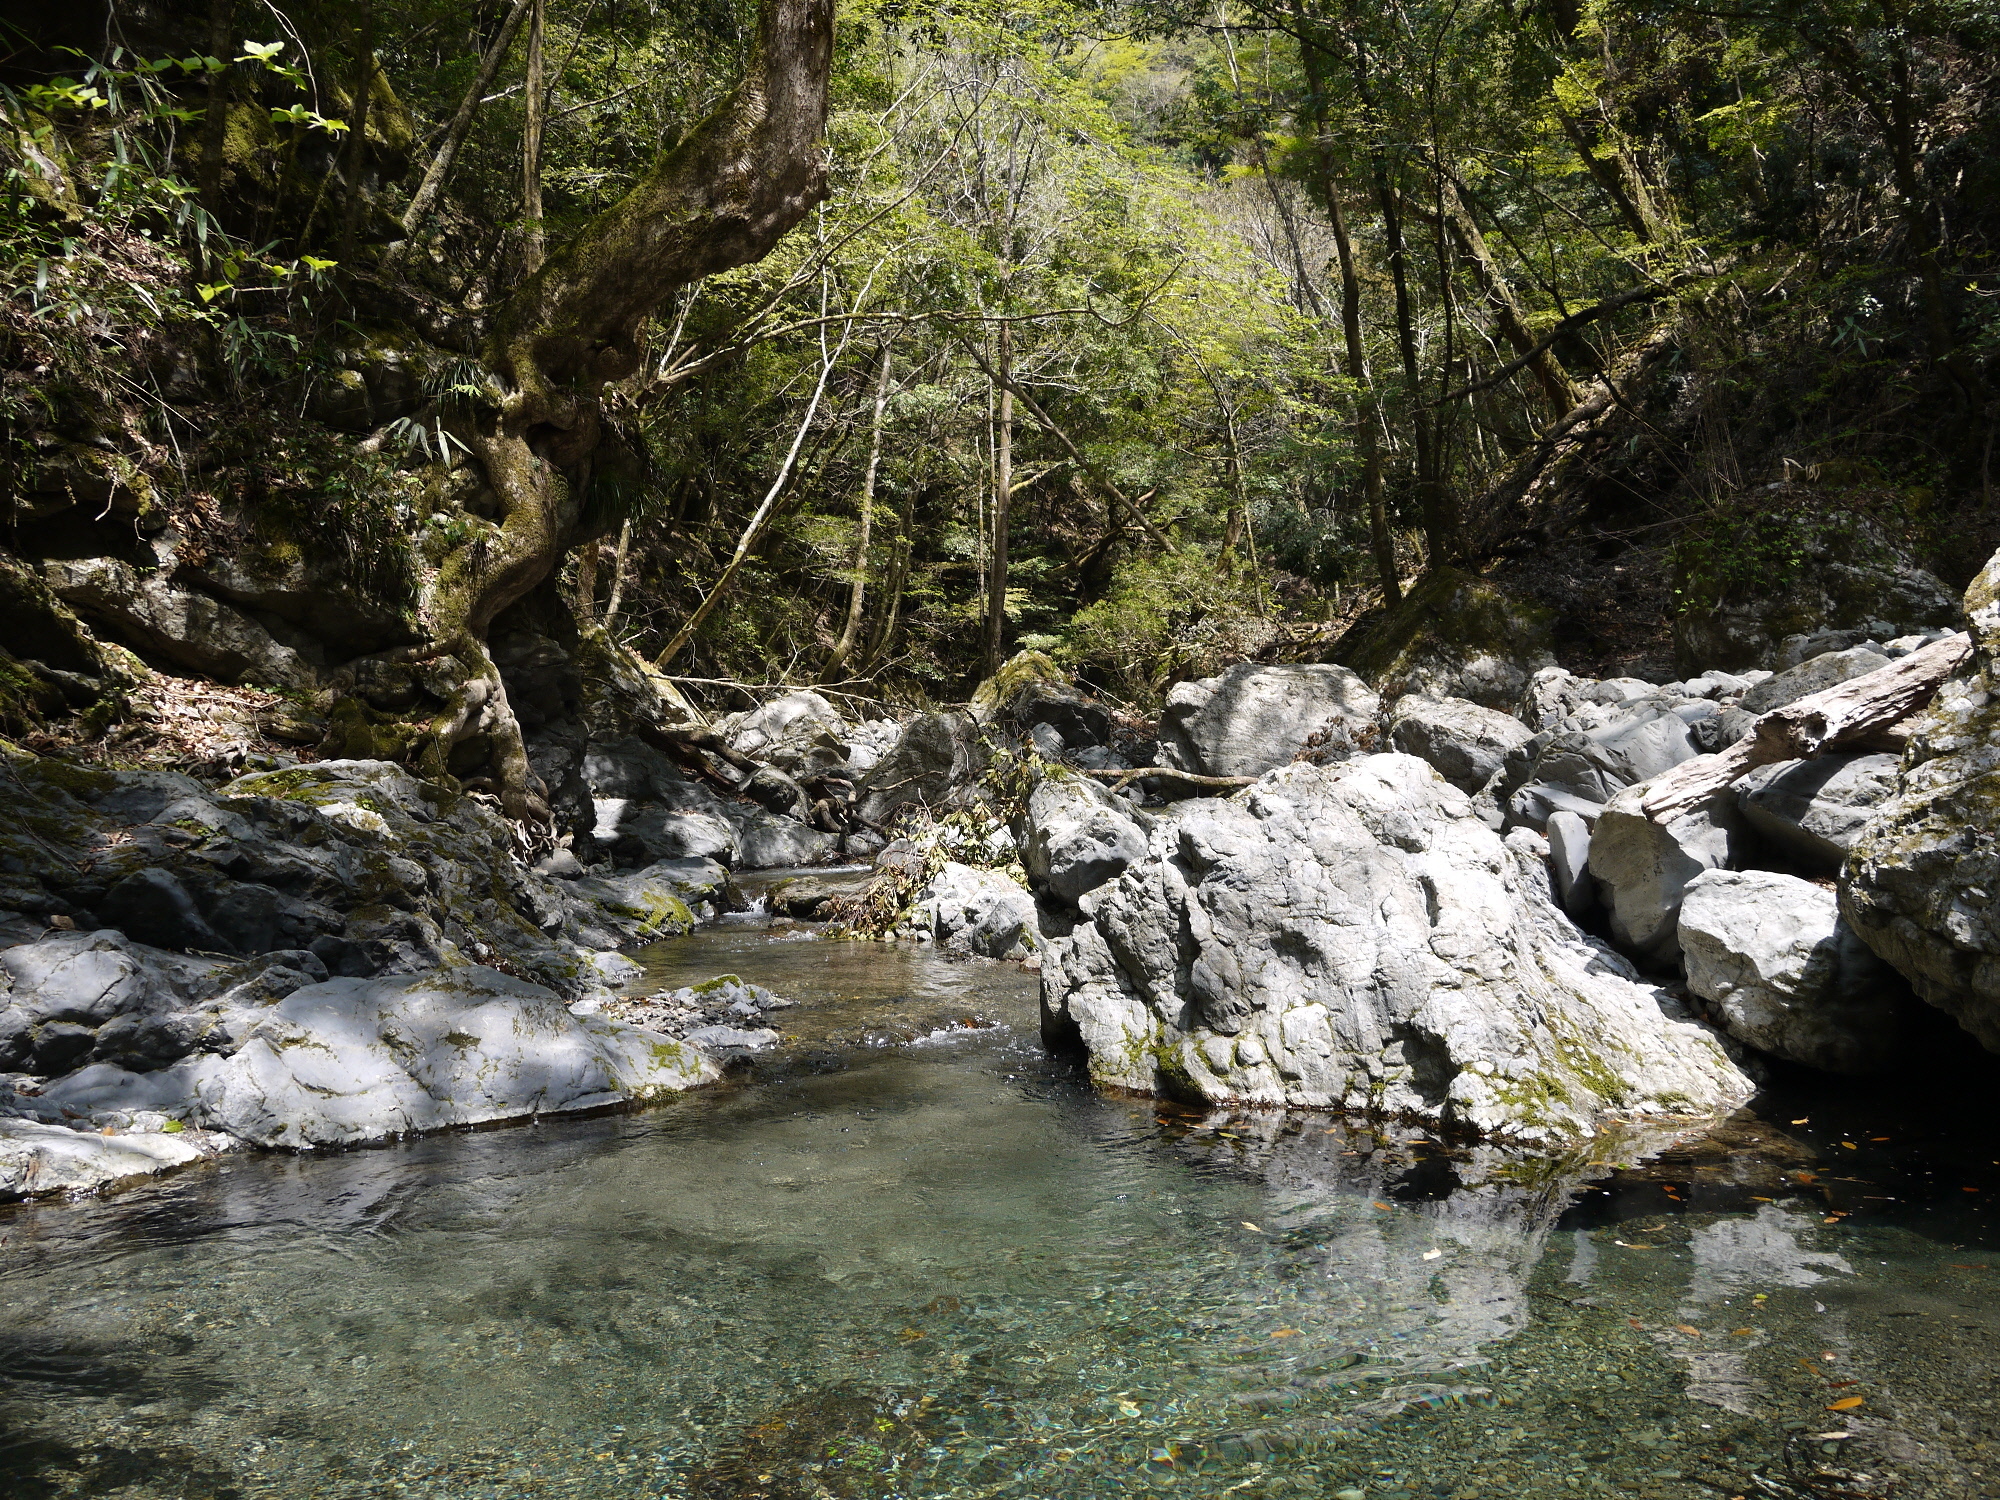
0 753 727 1197
8 544 1999 1194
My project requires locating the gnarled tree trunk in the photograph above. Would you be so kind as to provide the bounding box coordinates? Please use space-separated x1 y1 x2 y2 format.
408 0 835 825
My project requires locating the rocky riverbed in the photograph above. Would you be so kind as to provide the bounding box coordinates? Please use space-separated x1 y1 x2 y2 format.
5 546 2000 1206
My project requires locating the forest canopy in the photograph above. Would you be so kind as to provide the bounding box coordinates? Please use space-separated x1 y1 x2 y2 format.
3 0 1996 727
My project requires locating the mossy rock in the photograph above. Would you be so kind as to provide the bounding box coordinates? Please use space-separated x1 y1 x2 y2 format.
1335 566 1555 711
970 649 1066 722
318 696 415 762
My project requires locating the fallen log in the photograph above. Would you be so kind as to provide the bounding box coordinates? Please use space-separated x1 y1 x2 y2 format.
1081 765 1257 793
1640 631 1971 820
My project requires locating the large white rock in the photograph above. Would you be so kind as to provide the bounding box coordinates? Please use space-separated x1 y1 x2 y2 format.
1679 870 1904 1074
1033 755 1753 1143
915 862 1037 960
1158 663 1380 779
32 966 718 1150
0 1115 234 1199
1387 694 1533 794
1019 776 1152 907
725 690 851 775
1589 782 1744 966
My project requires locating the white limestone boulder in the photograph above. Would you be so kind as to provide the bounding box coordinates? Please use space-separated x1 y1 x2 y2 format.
1679 870 1904 1074
1157 663 1380 779
1033 755 1753 1144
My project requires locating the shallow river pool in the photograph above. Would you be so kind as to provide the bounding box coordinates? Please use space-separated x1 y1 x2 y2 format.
4 917 2000 1499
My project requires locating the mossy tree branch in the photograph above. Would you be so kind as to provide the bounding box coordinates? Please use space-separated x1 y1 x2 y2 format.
408 0 836 826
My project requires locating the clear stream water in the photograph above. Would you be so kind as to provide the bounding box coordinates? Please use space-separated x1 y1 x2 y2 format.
4 904 2000 1500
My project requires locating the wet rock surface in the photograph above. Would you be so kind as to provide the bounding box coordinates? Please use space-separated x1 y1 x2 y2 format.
588 973 794 1058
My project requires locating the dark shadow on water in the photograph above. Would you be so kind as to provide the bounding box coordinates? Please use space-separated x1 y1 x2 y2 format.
0 1330 239 1499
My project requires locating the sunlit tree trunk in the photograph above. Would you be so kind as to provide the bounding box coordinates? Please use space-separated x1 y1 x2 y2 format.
387 0 533 267
983 322 1013 676
405 0 834 823
522 0 546 271
1328 196 1400 609
825 345 892 681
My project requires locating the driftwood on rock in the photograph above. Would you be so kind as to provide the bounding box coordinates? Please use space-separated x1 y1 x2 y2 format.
1081 766 1257 792
1641 631 1971 819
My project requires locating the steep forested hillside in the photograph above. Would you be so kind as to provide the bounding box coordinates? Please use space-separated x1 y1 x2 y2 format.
2 0 1995 781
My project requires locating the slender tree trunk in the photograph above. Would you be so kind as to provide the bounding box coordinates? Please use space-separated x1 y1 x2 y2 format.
522 0 546 271
194 0 233 272
1554 106 1653 245
824 345 891 681
859 493 915 674
654 331 842 668
336 3 377 262
574 539 598 623
1435 183 1580 412
603 518 634 631
1350 35 1453 567
983 322 1013 675
1328 195 1400 608
386 0 534 267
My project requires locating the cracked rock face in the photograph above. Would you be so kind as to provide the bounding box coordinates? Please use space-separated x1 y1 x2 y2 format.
1843 547 2000 1052
1029 755 1754 1144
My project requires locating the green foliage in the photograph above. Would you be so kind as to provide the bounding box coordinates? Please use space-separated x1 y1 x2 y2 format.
1061 550 1267 704
1669 497 1887 617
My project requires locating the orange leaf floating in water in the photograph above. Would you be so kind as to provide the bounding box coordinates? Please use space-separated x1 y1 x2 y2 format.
1731 1328 1754 1336
1827 1396 1865 1411
1241 1222 1264 1232
1674 1324 1701 1337
1372 1201 1392 1211
1870 1136 1890 1141
1841 1142 1858 1150
1270 1328 1300 1339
